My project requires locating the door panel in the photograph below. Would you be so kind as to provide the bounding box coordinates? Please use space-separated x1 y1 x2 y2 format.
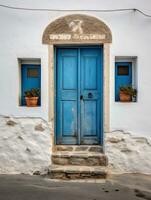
62 100 77 136
84 57 97 89
62 57 77 89
56 47 103 145
57 49 78 144
80 48 103 144
83 101 97 136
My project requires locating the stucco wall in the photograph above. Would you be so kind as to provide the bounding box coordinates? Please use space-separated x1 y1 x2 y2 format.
106 131 151 174
0 116 51 174
0 0 151 136
0 115 150 175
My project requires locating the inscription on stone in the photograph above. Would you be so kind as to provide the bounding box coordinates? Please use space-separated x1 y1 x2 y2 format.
43 15 112 44
49 34 106 41
49 19 106 41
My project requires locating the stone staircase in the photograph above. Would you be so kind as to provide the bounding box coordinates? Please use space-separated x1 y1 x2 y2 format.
48 145 108 180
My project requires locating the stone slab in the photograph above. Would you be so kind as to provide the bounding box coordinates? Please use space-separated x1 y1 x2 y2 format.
54 145 103 153
49 165 107 180
52 153 108 166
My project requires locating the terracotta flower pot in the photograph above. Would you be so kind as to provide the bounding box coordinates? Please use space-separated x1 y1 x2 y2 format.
25 97 39 107
119 91 131 102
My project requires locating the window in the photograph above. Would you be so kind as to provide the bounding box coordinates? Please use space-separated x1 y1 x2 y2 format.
18 59 41 106
115 57 137 102
117 66 129 76
27 68 39 78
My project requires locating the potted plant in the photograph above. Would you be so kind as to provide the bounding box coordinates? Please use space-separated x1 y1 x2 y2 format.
119 86 137 102
24 88 40 107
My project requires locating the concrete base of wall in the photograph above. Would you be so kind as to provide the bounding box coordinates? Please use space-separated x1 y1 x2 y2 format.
0 116 51 175
106 131 151 174
0 116 150 175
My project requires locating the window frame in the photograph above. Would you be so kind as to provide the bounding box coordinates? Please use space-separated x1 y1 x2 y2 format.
18 61 41 107
114 57 137 103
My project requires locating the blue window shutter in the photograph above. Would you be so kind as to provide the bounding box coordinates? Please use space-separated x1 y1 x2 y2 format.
115 62 132 101
21 64 41 106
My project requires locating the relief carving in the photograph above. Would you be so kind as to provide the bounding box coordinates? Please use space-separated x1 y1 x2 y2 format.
42 14 112 44
69 20 83 34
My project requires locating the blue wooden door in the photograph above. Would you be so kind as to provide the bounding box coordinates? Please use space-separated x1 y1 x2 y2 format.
21 64 41 105
57 49 78 144
80 48 103 144
115 62 132 101
56 47 103 145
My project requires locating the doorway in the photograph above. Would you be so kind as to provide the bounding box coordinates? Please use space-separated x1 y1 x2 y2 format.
55 46 103 145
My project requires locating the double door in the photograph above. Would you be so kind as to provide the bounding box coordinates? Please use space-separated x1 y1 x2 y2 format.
56 47 103 145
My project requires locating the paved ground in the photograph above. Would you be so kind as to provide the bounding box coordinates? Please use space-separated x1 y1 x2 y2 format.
0 174 150 200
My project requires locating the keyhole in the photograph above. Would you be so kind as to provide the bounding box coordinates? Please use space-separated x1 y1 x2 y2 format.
88 93 93 98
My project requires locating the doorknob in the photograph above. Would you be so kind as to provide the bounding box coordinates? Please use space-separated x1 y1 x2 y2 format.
88 93 93 98
80 95 83 100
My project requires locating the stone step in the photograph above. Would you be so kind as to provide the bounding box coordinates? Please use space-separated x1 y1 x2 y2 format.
53 145 103 153
52 152 108 166
49 165 107 180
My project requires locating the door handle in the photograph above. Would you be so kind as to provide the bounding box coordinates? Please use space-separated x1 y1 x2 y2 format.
88 93 93 98
80 95 83 100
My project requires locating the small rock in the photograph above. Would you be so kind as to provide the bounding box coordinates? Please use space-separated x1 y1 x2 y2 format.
87 158 100 166
134 189 146 198
70 157 86 165
56 146 73 151
89 146 103 153
26 148 31 152
33 171 41 175
121 148 132 153
6 119 17 126
52 157 69 165
40 167 49 175
75 146 88 151
18 136 23 140
35 124 45 132
107 137 124 143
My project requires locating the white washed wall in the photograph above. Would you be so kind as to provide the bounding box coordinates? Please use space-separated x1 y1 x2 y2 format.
0 0 151 136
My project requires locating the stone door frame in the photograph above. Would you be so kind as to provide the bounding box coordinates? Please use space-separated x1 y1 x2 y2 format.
43 14 112 147
48 43 110 146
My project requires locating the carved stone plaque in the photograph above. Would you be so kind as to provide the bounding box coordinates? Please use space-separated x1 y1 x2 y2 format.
42 14 112 44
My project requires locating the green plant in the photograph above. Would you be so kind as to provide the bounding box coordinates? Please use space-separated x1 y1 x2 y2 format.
120 86 137 97
24 88 40 97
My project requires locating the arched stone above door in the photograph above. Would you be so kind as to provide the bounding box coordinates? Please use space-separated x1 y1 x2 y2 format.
42 14 112 44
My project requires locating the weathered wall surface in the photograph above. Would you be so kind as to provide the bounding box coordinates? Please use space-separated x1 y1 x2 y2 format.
0 0 151 174
106 131 151 174
0 116 51 175
0 115 150 174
